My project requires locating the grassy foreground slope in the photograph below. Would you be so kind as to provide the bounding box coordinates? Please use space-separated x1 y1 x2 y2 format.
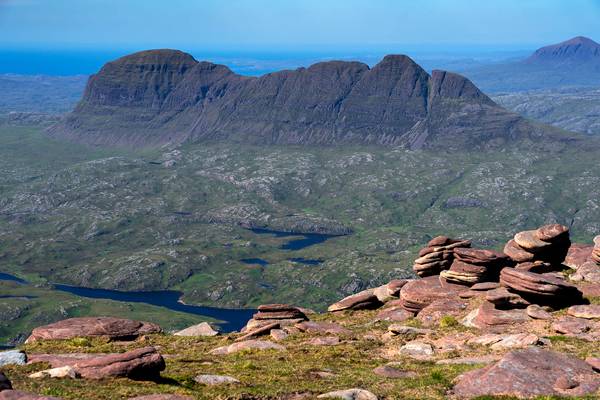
2 123 600 336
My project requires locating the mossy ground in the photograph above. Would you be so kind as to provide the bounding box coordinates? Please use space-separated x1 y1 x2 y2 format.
3 310 599 400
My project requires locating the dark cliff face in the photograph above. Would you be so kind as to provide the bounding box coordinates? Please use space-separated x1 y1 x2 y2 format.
51 49 545 149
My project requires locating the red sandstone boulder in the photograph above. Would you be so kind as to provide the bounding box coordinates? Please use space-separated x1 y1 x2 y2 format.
416 299 468 327
453 347 600 398
399 276 466 313
73 346 165 380
327 289 383 312
26 317 161 343
0 391 62 400
565 244 594 269
295 321 352 336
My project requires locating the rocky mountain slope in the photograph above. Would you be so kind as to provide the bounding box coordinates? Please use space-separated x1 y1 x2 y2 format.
493 87 600 135
462 36 600 93
49 50 551 150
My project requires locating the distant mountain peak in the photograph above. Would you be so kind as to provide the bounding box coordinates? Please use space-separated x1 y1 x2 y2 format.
50 50 546 150
527 36 600 64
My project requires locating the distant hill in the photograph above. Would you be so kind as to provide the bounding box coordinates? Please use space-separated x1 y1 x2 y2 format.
49 49 559 150
462 36 600 93
526 36 600 65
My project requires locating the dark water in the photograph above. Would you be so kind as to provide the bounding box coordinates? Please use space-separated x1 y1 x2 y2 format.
240 258 269 266
53 284 255 333
0 272 253 333
249 228 338 250
288 257 323 266
0 272 26 284
0 229 340 334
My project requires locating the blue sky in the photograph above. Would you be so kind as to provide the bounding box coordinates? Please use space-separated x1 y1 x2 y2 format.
0 0 599 50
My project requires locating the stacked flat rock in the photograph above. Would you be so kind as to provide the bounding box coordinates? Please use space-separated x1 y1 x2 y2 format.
413 236 471 277
564 243 594 270
500 268 583 307
440 248 510 285
243 304 308 332
503 224 570 264
399 275 467 313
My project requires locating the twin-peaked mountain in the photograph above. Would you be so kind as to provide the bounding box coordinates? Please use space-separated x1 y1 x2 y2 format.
50 49 555 149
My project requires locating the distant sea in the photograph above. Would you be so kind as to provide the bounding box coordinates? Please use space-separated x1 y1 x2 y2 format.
0 47 532 76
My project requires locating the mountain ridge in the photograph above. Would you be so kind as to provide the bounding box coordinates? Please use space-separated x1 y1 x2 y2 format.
50 50 554 150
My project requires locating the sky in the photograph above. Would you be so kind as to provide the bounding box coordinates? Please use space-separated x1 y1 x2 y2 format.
1 0 600 50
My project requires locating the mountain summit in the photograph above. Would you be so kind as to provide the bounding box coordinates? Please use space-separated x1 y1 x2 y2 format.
527 36 600 65
50 50 551 149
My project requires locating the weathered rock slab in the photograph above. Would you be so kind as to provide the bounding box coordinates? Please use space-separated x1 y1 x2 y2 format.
317 388 378 399
26 317 161 343
453 347 600 398
173 322 219 337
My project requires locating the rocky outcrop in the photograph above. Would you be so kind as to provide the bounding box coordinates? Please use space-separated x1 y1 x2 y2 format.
25 317 161 343
453 348 600 398
51 51 543 150
527 36 600 65
412 236 471 277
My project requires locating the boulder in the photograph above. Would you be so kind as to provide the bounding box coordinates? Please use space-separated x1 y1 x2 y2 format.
236 322 280 342
535 224 569 243
514 230 553 252
398 341 434 359
399 276 466 313
552 316 597 336
468 333 540 350
567 304 600 319
174 322 219 337
504 239 536 263
26 317 161 343
373 363 418 378
210 340 285 355
73 346 165 380
416 298 468 327
387 325 432 336
317 388 378 400
0 391 62 400
453 347 600 398
565 244 593 269
27 353 104 368
194 374 240 385
413 237 471 277
485 287 530 308
462 301 529 331
305 336 340 346
500 268 583 306
571 261 600 283
29 366 79 379
526 304 552 320
470 282 500 291
0 350 26 367
270 329 289 341
375 307 414 322
253 304 307 320
328 289 383 312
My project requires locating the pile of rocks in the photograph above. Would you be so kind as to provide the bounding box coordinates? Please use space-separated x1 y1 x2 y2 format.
440 248 511 285
500 268 583 307
503 224 570 264
238 304 308 341
398 276 467 314
412 236 471 277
